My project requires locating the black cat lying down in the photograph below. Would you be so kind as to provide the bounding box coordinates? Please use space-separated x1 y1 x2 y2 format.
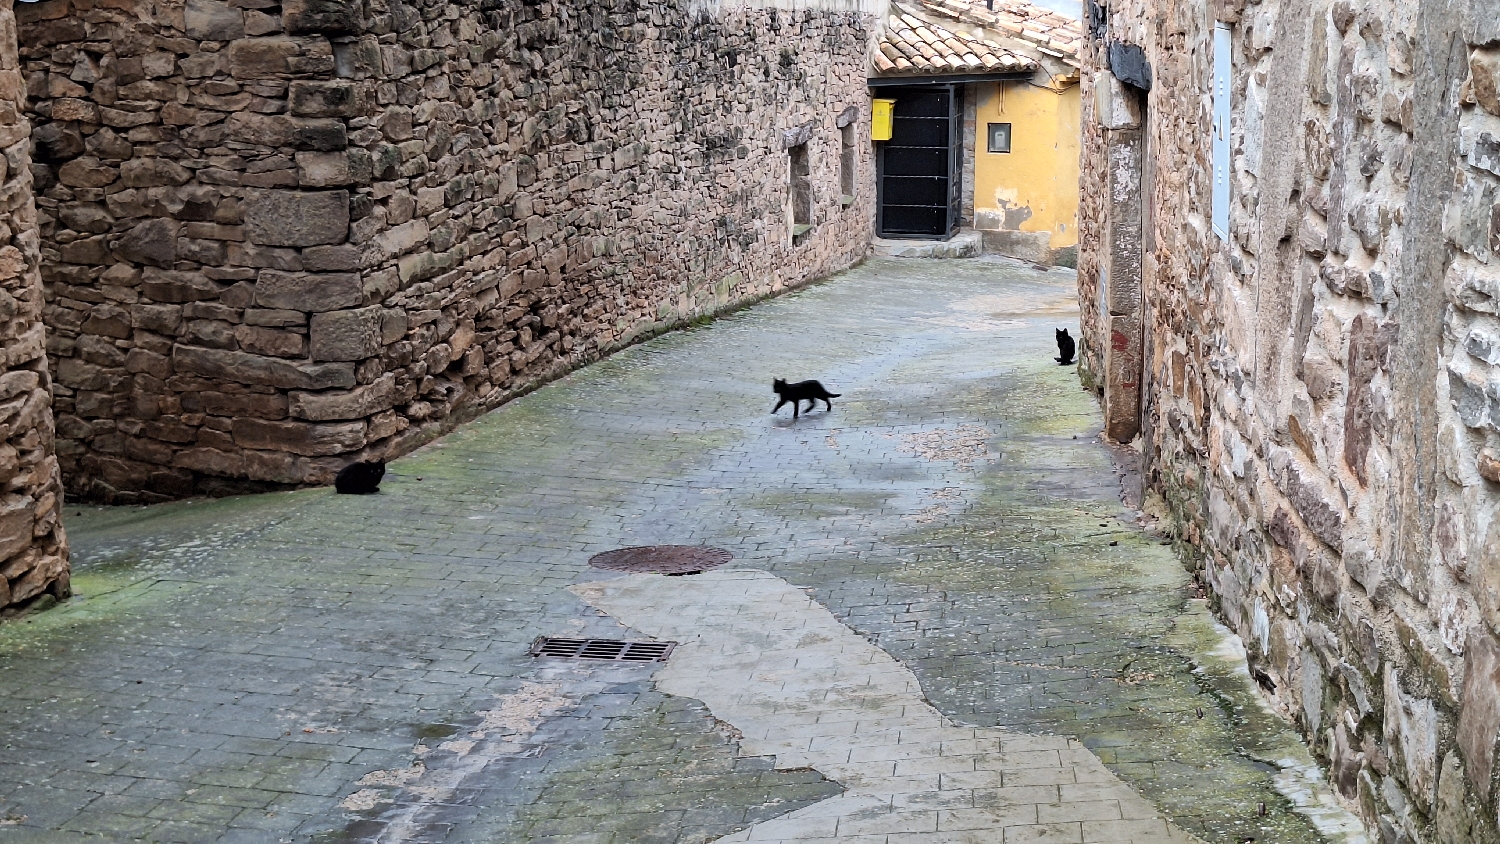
772 379 840 419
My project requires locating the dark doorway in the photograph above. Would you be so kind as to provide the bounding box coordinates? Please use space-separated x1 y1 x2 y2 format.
876 85 962 238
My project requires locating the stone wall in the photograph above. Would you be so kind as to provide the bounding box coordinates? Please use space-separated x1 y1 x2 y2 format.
0 0 69 614
20 0 879 503
1079 0 1500 837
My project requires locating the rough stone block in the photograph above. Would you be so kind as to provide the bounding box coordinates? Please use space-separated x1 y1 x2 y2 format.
244 308 307 327
60 204 114 234
52 98 98 123
302 245 359 272
182 390 288 419
184 0 244 41
34 124 86 163
8 553 58 603
1448 364 1489 429
781 120 815 149
82 305 132 340
255 270 361 311
234 325 306 358
140 269 222 303
1103 311 1141 442
223 113 348 151
295 151 352 187
120 158 192 188
124 349 171 379
172 344 355 390
1459 627 1500 800
981 229 1052 263
174 447 245 477
0 372 39 404
1095 74 1142 130
1108 42 1153 90
229 243 302 271
1473 48 1500 117
379 310 407 343
283 0 362 35
334 36 383 79
231 417 367 456
372 219 429 261
60 236 110 266
0 496 33 562
244 190 349 248
227 37 300 78
58 156 115 188
240 448 299 482
1280 463 1345 551
289 81 356 118
310 306 382 361
1479 448 1500 483
288 373 396 421
112 219 180 269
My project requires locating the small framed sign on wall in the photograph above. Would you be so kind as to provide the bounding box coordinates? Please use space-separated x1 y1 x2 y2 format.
987 122 1012 153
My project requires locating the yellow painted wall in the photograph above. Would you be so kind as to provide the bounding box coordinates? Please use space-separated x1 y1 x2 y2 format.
972 81 1080 249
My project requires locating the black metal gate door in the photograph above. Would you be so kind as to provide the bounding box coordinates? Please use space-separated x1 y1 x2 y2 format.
876 85 961 239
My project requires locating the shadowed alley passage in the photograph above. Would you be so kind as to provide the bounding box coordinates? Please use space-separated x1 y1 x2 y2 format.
0 258 1356 843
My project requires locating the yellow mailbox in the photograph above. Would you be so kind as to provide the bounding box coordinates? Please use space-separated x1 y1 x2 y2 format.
871 98 895 141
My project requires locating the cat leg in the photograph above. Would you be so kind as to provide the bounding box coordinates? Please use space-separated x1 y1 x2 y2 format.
772 398 787 414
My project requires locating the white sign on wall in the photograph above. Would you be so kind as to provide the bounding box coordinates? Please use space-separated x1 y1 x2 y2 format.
1212 22 1231 240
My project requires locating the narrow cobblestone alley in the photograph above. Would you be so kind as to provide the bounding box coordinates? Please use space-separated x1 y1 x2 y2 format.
1 258 1361 843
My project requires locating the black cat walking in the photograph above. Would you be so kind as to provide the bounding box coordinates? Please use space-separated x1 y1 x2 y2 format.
772 379 840 419
1054 328 1076 365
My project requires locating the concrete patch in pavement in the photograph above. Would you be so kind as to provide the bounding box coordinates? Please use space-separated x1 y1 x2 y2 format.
574 569 1203 844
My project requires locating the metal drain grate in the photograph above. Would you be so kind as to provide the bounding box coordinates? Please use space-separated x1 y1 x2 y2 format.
529 637 677 662
588 545 733 575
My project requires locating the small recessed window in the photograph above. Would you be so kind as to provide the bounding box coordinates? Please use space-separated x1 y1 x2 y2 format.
987 122 1012 153
790 142 812 242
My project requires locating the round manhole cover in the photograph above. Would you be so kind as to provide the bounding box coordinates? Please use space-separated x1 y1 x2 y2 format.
588 545 734 576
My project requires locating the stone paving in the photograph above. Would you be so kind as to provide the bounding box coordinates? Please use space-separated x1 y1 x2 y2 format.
576 569 1196 843
0 257 1361 843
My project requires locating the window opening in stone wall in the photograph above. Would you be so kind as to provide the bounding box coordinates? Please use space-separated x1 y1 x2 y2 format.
840 123 856 205
987 122 1012 153
791 142 813 241
1212 22 1231 239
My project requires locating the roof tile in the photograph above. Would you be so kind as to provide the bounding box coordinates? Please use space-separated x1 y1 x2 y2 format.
874 9 1038 78
909 0 1083 63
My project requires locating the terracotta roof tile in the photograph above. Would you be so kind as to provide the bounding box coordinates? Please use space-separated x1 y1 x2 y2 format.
874 10 1038 77
910 0 1083 63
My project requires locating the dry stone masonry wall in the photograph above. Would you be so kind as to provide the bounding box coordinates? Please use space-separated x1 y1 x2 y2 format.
0 0 69 615
1080 0 1500 837
20 0 877 502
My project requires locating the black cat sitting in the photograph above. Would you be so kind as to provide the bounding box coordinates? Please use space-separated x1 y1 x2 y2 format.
1055 328 1076 365
772 379 840 419
335 460 386 494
